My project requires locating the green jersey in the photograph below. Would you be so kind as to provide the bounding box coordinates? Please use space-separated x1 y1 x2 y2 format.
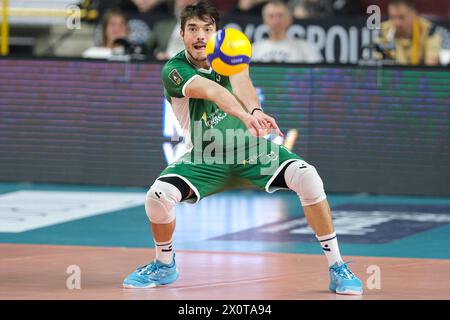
159 51 303 202
161 50 248 153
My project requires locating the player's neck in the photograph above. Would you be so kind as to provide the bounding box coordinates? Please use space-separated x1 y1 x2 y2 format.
186 50 210 70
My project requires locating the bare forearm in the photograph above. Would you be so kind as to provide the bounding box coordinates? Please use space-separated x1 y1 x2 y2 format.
234 81 260 112
230 68 261 112
213 89 249 120
185 76 249 120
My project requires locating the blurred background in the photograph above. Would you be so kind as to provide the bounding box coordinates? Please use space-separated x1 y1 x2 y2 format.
0 1 449 262
0 0 448 195
1 0 450 63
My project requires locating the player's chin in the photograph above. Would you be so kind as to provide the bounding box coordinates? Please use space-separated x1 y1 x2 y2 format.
197 53 208 61
191 49 207 60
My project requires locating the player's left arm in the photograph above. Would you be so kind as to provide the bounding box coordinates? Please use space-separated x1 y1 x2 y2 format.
229 67 260 113
230 68 283 137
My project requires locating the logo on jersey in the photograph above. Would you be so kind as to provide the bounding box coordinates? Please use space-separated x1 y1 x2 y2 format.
169 69 183 86
243 151 279 165
201 110 227 128
215 74 221 82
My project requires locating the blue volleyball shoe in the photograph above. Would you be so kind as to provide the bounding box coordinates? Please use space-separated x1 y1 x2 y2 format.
123 255 179 288
329 261 363 295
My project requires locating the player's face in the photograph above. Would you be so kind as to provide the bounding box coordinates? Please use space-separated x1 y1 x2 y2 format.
388 4 415 36
181 17 216 64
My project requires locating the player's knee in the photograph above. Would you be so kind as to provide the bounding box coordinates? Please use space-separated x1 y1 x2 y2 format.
145 179 182 224
284 160 327 207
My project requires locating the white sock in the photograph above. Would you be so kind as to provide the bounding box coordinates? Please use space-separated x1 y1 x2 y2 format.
316 232 343 267
154 239 174 265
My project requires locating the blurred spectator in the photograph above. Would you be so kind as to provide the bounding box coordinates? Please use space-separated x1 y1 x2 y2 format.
118 0 171 14
288 0 332 18
146 0 193 60
252 0 322 63
231 0 270 15
210 0 238 14
376 0 441 66
83 8 129 59
360 0 450 20
288 0 362 18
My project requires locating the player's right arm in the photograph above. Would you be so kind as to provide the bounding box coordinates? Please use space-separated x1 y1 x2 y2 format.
185 76 264 135
161 61 266 137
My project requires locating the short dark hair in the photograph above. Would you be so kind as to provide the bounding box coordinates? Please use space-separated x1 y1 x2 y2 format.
388 0 416 9
180 0 220 32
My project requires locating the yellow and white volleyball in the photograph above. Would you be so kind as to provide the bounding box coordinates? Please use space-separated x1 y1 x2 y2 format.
206 28 252 76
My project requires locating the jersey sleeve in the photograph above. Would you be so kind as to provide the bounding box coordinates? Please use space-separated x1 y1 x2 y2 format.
161 60 199 98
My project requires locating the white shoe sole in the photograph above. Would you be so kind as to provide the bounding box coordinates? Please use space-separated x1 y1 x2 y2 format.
336 289 363 295
123 283 157 289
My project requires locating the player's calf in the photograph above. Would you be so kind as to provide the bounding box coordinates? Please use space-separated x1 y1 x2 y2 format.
283 160 363 295
123 179 184 288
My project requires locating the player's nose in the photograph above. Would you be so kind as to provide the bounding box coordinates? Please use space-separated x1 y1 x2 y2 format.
197 29 207 41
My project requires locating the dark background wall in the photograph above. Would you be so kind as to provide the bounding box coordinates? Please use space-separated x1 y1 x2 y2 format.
0 58 448 196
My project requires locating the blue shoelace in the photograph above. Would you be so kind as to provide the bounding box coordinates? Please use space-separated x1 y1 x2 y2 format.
331 262 356 279
137 260 160 276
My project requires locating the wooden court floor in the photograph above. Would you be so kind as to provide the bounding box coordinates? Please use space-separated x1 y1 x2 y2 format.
1 243 449 300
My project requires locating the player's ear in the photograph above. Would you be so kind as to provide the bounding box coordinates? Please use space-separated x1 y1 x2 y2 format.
180 28 184 39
